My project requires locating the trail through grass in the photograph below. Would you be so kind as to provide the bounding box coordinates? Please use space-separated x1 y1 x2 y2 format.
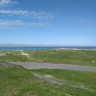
0 63 96 96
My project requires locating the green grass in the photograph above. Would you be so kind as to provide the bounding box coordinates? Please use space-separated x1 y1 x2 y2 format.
0 49 96 66
0 63 96 96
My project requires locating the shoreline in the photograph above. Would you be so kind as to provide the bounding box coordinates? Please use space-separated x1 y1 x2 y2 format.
0 47 96 51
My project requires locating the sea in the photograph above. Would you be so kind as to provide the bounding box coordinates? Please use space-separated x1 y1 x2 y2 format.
0 46 96 50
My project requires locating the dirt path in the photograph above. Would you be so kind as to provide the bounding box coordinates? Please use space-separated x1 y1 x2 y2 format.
10 62 96 72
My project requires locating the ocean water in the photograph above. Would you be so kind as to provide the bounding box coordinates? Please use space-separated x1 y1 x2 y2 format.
0 46 96 50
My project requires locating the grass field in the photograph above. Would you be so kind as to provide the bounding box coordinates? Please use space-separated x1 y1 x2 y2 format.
0 49 96 96
0 49 96 66
0 63 96 96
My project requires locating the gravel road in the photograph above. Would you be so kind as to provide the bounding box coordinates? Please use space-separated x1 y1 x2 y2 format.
10 62 96 72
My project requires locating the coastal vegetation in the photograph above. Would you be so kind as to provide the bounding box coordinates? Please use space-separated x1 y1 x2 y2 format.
0 49 96 96
0 49 96 66
0 63 96 96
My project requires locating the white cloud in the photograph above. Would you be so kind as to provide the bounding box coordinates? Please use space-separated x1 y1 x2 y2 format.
0 10 53 19
0 19 49 27
0 26 22 29
0 0 17 7
0 10 29 15
0 20 23 25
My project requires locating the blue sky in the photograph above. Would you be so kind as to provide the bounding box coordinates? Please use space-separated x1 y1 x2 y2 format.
0 0 96 46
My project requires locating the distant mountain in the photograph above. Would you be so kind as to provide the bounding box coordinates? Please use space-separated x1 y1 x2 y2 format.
0 43 95 47
0 43 41 47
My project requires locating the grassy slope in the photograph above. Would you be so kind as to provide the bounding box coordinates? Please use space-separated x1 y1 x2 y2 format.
0 63 96 96
0 49 96 66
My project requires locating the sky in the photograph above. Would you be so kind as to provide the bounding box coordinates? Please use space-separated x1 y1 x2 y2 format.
0 0 96 46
